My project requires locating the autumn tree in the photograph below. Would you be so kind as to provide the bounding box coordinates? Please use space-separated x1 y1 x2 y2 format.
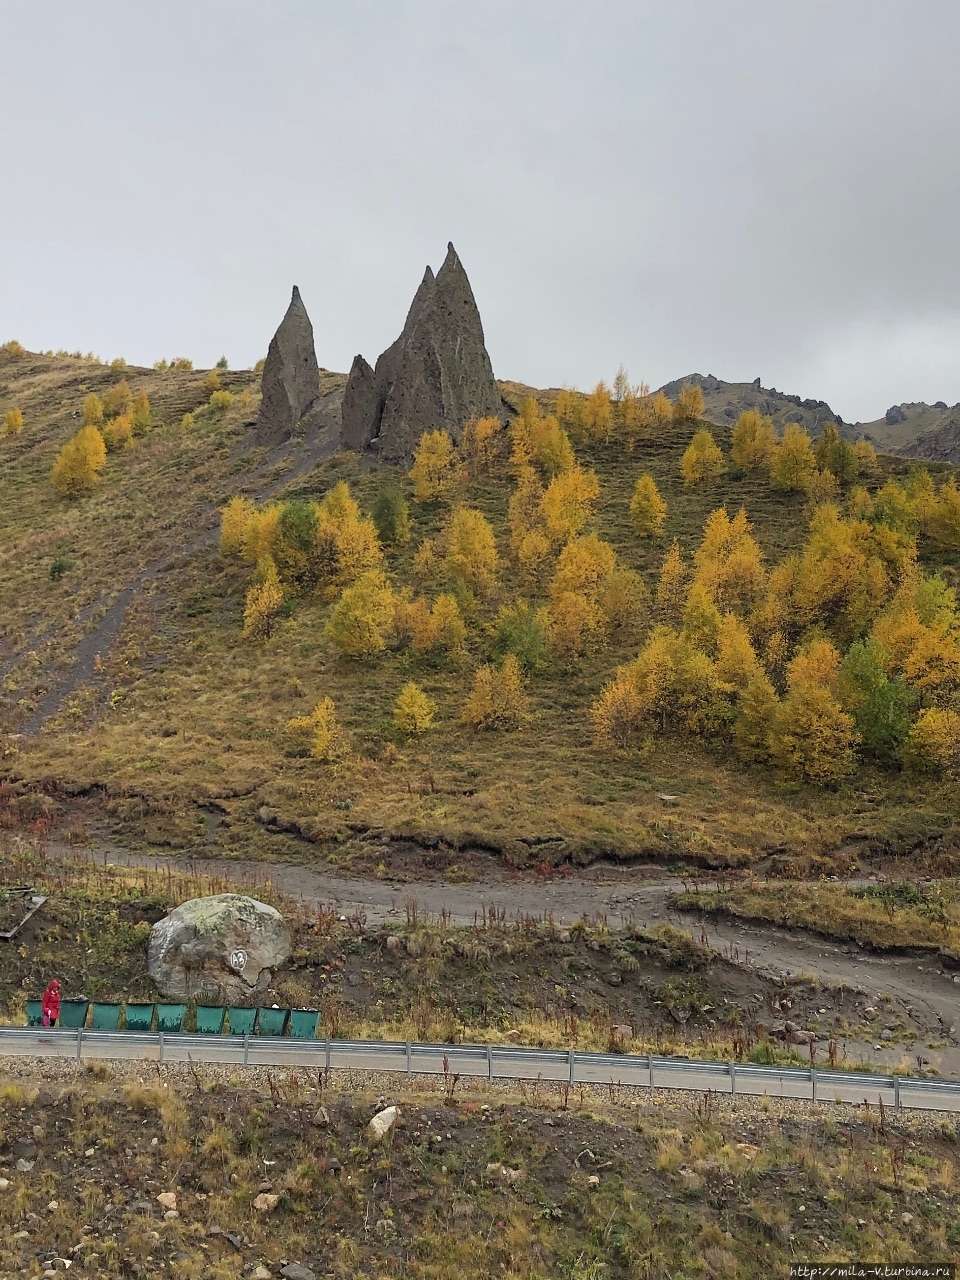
510 399 574 478
220 495 255 556
930 477 960 552
629 473 667 538
460 415 502 471
325 570 395 657
733 672 779 763
673 381 705 423
444 507 500 595
102 412 134 451
409 429 459 502
680 428 726 487
242 558 284 640
286 697 347 762
838 637 914 764
132 389 151 432
647 390 673 430
371 485 411 545
103 379 133 419
540 465 601 543
730 408 777 472
51 425 107 496
548 591 606 663
2 407 24 436
490 599 550 672
656 541 688 622
393 682 437 734
82 393 104 427
583 381 613 441
770 423 816 492
715 613 763 690
815 422 857 486
555 388 584 435
901 707 960 777
461 654 528 730
768 645 859 784
551 533 616 599
692 507 766 614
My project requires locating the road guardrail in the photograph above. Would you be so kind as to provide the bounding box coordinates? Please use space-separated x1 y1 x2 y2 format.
0 1027 956 1112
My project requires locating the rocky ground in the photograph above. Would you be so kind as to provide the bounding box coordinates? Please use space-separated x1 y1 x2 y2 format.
0 1058 957 1278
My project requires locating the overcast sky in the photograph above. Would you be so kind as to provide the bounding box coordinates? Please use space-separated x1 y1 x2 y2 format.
1 1 958 423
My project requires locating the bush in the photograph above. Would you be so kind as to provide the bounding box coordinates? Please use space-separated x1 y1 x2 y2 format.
82 393 104 427
325 570 395 657
51 425 107 496
394 682 437 734
287 697 347 761
371 486 411 545
2 407 24 436
209 389 235 412
629 473 667 537
490 599 550 672
103 379 133 418
902 707 960 777
102 412 134 451
680 429 726 487
461 654 528 730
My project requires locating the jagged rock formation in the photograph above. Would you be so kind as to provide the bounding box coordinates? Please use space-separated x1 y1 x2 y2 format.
658 373 851 438
340 243 502 463
256 286 320 445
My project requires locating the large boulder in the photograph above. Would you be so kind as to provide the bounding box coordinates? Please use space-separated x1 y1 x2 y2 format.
256 286 320 446
147 894 292 1002
339 243 502 464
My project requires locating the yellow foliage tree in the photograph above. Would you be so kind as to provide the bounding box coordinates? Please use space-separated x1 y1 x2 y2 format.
681 581 723 655
930 478 960 552
583 381 613 441
548 590 606 663
673 382 704 423
540 465 601 543
508 467 546 558
516 529 552 587
209 389 234 411
286 697 347 762
647 390 673 430
443 507 500 595
103 379 133 419
461 654 528 730
692 507 766 614
102 412 133 451
393 682 437 734
733 672 779 763
407 592 467 657
730 408 777 472
656 541 688 622
768 681 859 784
803 467 841 510
551 534 616 599
51 425 107 496
132 389 151 431
715 613 763 689
901 707 960 776
325 570 395 658
680 428 726 487
2 407 24 436
555 388 584 436
241 505 281 565
596 566 649 632
410 429 459 502
460 415 502 470
629 473 667 537
82 393 104 427
770 423 816 492
220 495 256 557
242 559 284 640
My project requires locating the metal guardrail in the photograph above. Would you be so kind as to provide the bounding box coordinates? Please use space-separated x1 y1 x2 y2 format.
0 1027 957 1112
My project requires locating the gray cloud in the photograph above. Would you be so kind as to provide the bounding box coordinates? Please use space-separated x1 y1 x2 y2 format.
1 0 958 421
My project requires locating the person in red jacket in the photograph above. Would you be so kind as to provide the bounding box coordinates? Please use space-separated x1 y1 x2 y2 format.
40 980 61 1027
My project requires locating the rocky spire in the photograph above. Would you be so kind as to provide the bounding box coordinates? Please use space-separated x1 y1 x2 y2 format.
339 244 501 463
256 286 320 445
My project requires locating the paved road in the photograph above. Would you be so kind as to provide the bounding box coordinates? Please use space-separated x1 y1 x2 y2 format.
1 1027 956 1112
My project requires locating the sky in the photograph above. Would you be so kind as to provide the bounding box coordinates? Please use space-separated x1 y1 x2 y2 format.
1 1 958 424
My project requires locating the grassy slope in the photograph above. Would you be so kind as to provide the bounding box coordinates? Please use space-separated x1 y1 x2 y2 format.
1 1070 958 1278
1 348 959 871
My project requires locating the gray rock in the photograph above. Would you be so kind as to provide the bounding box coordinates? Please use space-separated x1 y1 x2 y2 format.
147 894 292 1002
12 1138 38 1160
256 286 320 445
280 1265 317 1280
340 243 502 464
340 354 378 451
885 404 906 425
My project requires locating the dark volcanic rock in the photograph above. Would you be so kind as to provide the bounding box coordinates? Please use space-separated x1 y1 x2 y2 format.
885 404 907 425
340 244 502 464
257 286 320 445
340 355 378 451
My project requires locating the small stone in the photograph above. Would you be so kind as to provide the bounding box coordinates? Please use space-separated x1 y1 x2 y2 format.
84 1149 95 1157
156 1192 177 1210
312 1107 329 1126
163 1210 179 1221
16 1159 34 1172
882 1029 893 1040
587 1175 600 1188
385 935 403 952
901 1212 914 1225
0 1178 8 1189
279 1265 317 1280
12 1229 30 1239
252 1269 272 1280
367 1105 399 1143
253 1193 280 1212
47 1200 59 1211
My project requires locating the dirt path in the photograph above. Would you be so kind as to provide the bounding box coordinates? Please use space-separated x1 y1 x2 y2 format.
59 843 960 1070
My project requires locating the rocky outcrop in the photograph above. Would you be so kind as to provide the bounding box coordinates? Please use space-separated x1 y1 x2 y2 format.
339 243 502 464
885 404 907 425
256 286 320 445
660 373 849 437
147 894 292 1002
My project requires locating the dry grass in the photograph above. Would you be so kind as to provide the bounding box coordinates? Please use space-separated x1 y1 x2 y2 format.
1 348 959 870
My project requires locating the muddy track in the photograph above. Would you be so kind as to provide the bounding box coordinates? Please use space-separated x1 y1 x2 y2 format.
51 842 960 1073
16 409 343 734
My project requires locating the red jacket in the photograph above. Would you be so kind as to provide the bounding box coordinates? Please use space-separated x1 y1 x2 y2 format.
41 983 61 1026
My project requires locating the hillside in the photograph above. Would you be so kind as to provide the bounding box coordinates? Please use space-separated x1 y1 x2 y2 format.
861 401 960 463
658 373 848 438
1 344 960 878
